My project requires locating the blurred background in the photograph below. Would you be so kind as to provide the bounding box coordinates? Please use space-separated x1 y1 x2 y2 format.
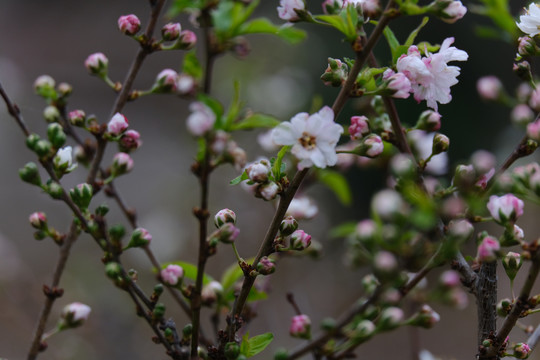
0 0 539 359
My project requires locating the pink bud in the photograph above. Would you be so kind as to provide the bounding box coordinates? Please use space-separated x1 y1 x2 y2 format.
527 119 540 141
161 22 181 41
186 102 215 136
290 230 312 250
161 264 184 286
487 194 524 224
383 69 411 99
246 160 271 183
119 130 142 152
363 134 384 158
440 0 467 23
530 88 540 111
257 256 276 275
68 110 86 127
118 14 141 36
84 52 108 75
286 196 318 220
412 304 440 329
290 314 311 339
216 223 240 244
201 281 223 304
107 113 129 136
355 219 377 241
349 115 370 140
417 110 441 131
29 212 47 230
514 343 531 359
440 270 460 287
60 302 91 328
214 209 236 228
129 227 152 248
178 30 197 50
476 235 500 262
176 74 197 95
111 152 134 176
374 251 398 273
257 181 280 201
155 69 178 92
278 0 306 21
279 216 298 236
512 104 535 126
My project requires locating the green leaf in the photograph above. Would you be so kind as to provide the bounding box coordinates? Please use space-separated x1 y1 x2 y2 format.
197 93 224 120
230 170 249 185
161 261 214 285
403 17 429 49
315 14 355 41
231 113 280 131
182 51 203 80
316 169 352 205
329 221 358 238
240 18 306 44
166 0 204 18
273 145 291 180
240 333 274 358
382 25 401 64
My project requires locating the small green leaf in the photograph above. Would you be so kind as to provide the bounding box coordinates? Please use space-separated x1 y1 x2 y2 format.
231 114 280 131
230 170 249 185
197 93 224 120
403 17 429 48
220 257 255 290
316 169 352 205
182 51 203 80
239 18 307 44
242 333 274 357
329 222 358 238
273 145 291 180
166 0 204 17
276 25 306 44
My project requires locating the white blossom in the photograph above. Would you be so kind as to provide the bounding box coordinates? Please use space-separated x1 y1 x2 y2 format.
517 3 540 37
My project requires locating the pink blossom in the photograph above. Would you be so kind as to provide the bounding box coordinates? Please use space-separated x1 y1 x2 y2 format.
477 236 500 262
512 104 535 125
278 0 305 21
179 30 197 50
397 38 468 111
272 106 343 170
290 314 311 338
161 264 184 286
349 115 370 140
374 251 397 272
286 196 318 220
107 113 129 136
487 194 524 224
476 76 502 101
186 102 216 136
118 14 141 35
383 69 411 99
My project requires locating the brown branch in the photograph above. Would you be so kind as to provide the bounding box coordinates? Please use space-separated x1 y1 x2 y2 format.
27 222 79 360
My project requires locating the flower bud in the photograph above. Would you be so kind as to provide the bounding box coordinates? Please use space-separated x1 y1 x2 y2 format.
358 134 384 158
29 212 48 230
257 256 276 275
43 105 60 123
279 216 298 236
514 61 533 82
178 30 197 50
246 160 271 183
34 139 52 158
353 320 376 339
153 303 166 320
390 153 416 179
512 104 535 126
69 183 93 209
518 36 539 57
215 223 240 244
19 162 42 186
154 69 178 93
361 274 380 295
415 110 441 131
453 164 476 191
527 119 540 141
127 227 152 248
187 102 215 136
160 264 184 286
476 235 500 263
118 14 141 35
107 113 129 136
432 133 450 155
176 73 197 96
214 209 236 228
496 298 512 317
53 146 76 175
477 76 502 101
487 194 524 225
286 197 318 220
373 251 398 279
371 189 406 220
438 0 467 23
513 343 531 359
321 58 348 87
84 52 108 76
377 307 404 331
289 230 311 250
26 133 40 151
447 219 474 242
348 115 370 140
111 152 134 177
502 252 522 281
161 22 181 41
34 75 56 99
201 281 223 304
290 314 311 339
408 304 440 328
119 130 142 152
59 302 91 330
47 123 66 149
257 181 280 201
68 110 86 127
57 82 72 97
440 270 460 288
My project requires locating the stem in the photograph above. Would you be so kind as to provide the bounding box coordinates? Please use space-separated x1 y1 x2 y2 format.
476 261 498 350
27 222 79 360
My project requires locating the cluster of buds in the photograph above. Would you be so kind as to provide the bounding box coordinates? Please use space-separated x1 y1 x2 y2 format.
275 217 312 252
245 159 282 201
149 69 197 96
208 209 240 246
105 113 142 153
29 211 64 244
321 58 348 87
344 115 385 158
209 131 247 171
289 314 311 339
34 75 72 103
476 233 500 263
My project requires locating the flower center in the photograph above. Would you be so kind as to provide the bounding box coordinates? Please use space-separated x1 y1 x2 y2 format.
299 132 317 150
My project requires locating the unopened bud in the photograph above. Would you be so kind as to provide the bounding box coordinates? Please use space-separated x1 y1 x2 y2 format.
214 209 236 228
19 162 42 186
257 256 276 275
177 30 197 50
59 302 91 330
43 106 60 123
502 252 522 281
34 75 56 99
279 216 298 236
47 123 66 149
118 14 141 36
497 298 513 317
513 343 531 359
416 110 441 131
68 110 86 127
69 183 93 209
111 152 134 177
127 227 152 248
290 314 311 339
84 52 108 76
161 264 184 286
289 230 311 250
29 212 48 230
408 304 440 328
432 133 450 155
377 307 404 331
161 22 181 41
348 115 370 140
